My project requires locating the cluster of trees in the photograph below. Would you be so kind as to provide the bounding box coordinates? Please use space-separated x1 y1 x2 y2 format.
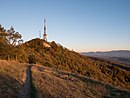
0 24 23 45
0 24 23 60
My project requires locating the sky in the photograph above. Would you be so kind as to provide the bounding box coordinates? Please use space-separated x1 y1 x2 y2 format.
0 0 130 52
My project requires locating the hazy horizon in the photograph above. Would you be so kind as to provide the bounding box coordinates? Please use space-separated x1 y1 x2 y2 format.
0 0 130 52
80 49 130 53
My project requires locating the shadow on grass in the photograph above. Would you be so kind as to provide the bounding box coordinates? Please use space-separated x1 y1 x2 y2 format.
0 74 21 98
56 71 130 98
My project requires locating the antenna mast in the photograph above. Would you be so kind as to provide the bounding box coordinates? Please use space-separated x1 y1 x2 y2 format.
39 30 41 38
43 17 47 41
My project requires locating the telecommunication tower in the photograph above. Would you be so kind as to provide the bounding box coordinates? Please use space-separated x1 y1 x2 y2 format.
43 17 47 41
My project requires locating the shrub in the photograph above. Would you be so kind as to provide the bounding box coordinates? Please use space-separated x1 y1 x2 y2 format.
28 54 36 64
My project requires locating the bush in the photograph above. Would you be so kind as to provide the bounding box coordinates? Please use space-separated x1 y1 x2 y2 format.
28 54 36 64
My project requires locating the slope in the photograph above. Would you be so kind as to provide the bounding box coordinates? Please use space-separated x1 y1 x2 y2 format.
0 60 27 98
0 60 130 98
32 64 130 98
13 38 130 90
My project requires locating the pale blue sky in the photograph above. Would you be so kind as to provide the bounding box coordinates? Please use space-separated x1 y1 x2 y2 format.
0 0 130 52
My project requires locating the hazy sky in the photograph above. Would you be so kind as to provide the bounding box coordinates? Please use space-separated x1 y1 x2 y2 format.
0 0 130 52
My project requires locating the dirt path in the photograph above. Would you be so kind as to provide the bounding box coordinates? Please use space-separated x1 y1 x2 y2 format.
19 65 32 98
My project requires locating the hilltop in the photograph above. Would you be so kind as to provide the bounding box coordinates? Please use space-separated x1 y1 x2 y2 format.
1 38 130 90
0 38 130 97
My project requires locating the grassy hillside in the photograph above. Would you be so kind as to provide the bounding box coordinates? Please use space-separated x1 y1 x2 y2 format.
0 60 130 98
1 24 130 97
17 38 130 89
32 64 130 98
0 38 130 91
0 60 27 98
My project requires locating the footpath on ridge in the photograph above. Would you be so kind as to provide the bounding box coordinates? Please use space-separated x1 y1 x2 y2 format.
19 65 34 98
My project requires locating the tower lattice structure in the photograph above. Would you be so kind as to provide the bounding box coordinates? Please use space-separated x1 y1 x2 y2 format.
43 17 47 41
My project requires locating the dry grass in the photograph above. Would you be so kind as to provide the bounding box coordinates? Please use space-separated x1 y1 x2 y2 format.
13 38 130 91
1 59 130 98
32 64 130 98
1 38 130 92
0 60 27 98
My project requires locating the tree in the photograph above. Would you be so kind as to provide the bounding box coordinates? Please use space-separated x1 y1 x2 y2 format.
7 26 23 45
0 24 8 43
0 25 23 45
28 54 36 64
0 24 23 60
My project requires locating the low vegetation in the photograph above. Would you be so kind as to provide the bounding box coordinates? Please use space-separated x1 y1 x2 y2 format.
1 24 130 97
1 60 130 98
0 60 27 98
32 64 130 98
0 37 130 90
14 38 130 90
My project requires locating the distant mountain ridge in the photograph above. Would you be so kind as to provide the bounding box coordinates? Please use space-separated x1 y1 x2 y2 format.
81 50 130 58
81 50 130 65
